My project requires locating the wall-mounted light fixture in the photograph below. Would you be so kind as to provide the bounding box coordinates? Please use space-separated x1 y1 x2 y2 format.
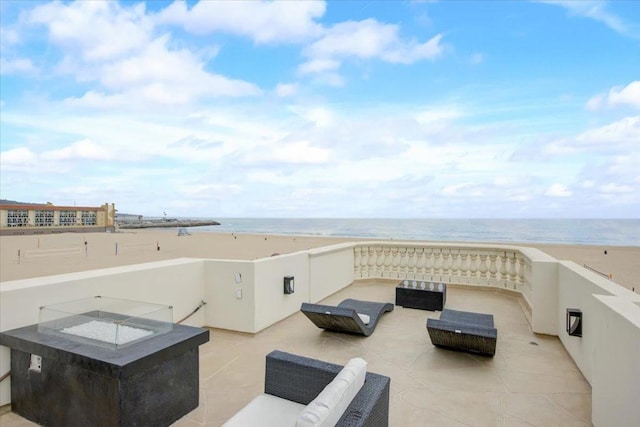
284 276 295 295
566 308 582 337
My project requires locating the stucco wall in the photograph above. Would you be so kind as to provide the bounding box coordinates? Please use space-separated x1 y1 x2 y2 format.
556 261 633 383
591 295 640 426
254 253 310 332
203 259 255 333
308 243 354 302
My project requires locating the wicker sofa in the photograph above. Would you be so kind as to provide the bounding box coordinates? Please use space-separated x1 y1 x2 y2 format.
223 350 391 427
426 309 498 356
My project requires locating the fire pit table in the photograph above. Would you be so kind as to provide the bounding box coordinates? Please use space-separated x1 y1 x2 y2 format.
395 280 447 311
0 296 209 427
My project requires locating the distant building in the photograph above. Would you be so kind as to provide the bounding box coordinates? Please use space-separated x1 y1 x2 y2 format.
0 202 116 236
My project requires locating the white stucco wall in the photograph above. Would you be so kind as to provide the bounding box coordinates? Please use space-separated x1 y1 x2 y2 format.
519 248 559 335
203 259 255 333
591 295 640 427
556 261 634 383
308 243 354 302
254 253 310 332
0 258 206 406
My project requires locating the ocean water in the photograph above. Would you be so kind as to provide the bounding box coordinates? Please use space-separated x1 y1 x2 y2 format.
188 218 640 247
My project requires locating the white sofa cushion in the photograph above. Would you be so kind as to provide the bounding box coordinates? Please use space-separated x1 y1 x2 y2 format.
357 313 370 325
222 393 305 427
296 357 367 427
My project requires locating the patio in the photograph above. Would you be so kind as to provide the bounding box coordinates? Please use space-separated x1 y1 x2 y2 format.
0 281 591 426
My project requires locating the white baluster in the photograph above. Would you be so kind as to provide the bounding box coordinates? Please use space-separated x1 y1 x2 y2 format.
383 248 391 277
433 250 443 278
360 247 369 278
442 250 452 277
407 247 416 278
451 250 461 280
469 253 478 280
489 253 498 280
375 247 384 277
460 252 470 279
399 247 408 278
368 247 376 279
425 248 434 279
499 251 508 286
479 253 488 279
416 248 425 279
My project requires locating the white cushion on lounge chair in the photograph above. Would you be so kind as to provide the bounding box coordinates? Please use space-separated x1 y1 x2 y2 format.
222 393 305 427
296 357 367 427
357 313 370 325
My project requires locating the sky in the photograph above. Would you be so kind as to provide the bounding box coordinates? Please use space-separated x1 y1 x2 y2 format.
1 0 639 219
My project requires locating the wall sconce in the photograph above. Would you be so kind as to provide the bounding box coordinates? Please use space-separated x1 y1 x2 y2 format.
566 308 582 337
284 276 295 294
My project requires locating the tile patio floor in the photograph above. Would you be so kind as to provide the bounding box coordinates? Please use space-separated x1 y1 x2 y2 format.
0 281 591 426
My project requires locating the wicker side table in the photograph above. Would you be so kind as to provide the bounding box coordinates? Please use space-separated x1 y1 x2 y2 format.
395 280 446 311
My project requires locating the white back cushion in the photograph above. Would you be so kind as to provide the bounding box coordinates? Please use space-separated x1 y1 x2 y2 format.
296 357 367 427
357 313 370 325
222 393 305 427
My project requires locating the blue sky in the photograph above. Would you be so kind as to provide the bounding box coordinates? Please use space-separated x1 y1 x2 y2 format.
1 1 638 218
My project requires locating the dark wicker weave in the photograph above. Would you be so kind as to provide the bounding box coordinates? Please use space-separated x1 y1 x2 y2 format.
395 282 446 311
264 350 390 427
426 309 497 356
300 299 394 337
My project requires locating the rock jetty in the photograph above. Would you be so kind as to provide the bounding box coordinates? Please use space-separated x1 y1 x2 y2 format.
117 219 220 229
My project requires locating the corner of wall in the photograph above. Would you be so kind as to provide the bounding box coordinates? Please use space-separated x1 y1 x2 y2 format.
530 259 559 335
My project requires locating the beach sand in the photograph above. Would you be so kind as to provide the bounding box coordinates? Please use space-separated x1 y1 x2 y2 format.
1 229 638 292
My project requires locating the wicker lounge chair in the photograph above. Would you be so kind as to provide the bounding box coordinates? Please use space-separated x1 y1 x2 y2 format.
426 308 497 356
224 350 390 426
301 299 394 337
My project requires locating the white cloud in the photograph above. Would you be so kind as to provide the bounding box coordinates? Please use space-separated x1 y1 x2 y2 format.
29 1 153 62
545 184 572 197
577 115 640 145
43 139 113 161
608 81 640 108
298 59 341 75
586 81 640 110
271 141 332 164
416 107 464 124
300 19 443 76
311 72 345 87
538 1 634 37
598 183 635 194
59 37 260 106
303 107 336 128
27 1 260 107
544 115 640 154
1 147 37 166
0 57 37 75
0 28 20 48
274 83 298 98
155 0 325 44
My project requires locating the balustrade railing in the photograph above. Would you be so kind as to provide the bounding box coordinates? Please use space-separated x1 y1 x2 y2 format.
354 243 531 304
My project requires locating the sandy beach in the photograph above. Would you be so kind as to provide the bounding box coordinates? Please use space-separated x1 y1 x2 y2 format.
1 229 638 292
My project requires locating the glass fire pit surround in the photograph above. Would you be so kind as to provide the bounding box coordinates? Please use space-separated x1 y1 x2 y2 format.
38 296 173 350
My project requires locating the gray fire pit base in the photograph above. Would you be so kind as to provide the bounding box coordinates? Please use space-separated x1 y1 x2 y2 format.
1 322 209 427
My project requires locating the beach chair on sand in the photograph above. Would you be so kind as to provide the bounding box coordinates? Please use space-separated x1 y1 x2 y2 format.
301 299 394 337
